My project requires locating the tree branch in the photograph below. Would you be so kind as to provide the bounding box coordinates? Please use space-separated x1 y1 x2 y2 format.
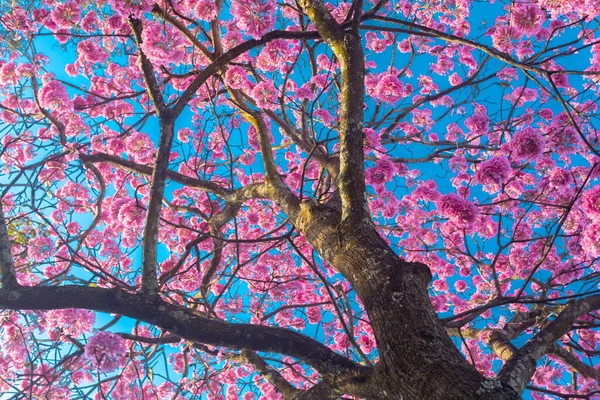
78 152 268 203
171 30 320 118
128 17 168 116
499 295 600 393
550 345 600 382
300 0 368 225
0 286 368 380
0 205 18 288
237 350 303 399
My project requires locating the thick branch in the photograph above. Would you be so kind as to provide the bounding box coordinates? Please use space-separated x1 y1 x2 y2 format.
499 295 600 393
139 116 175 295
171 30 320 118
550 345 600 382
301 0 368 225
242 110 301 219
128 18 168 116
237 350 302 399
78 152 268 203
0 206 18 288
0 286 367 380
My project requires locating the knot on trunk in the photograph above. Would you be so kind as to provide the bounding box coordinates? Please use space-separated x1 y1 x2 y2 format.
404 261 432 287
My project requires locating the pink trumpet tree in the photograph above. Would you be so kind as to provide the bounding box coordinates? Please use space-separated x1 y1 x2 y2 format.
0 0 600 398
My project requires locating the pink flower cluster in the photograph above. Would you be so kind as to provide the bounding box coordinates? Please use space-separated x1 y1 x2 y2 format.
366 158 397 188
140 21 186 66
39 80 72 112
464 112 489 135
581 222 600 258
51 1 81 29
231 0 276 39
437 194 478 226
511 127 544 160
475 157 511 189
251 81 278 109
108 0 152 18
225 66 251 90
582 186 600 221
45 309 95 340
117 199 146 228
372 74 410 103
510 3 545 36
28 236 56 262
191 0 219 21
85 331 127 373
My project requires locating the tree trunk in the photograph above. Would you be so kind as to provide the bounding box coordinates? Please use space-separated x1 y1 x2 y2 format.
295 203 521 399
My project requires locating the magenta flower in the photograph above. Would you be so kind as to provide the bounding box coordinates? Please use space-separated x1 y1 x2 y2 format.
51 2 81 29
464 113 489 135
582 186 600 221
510 3 545 36
374 74 405 104
117 199 146 228
511 127 544 160
581 222 600 258
225 66 250 90
28 236 56 262
491 25 516 54
475 157 511 188
438 194 478 227
251 81 278 110
45 309 95 339
193 0 219 21
39 80 72 112
85 331 127 373
231 0 276 39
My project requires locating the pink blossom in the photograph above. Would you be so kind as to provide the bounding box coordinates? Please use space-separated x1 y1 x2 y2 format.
80 10 98 32
510 3 545 36
366 31 393 53
51 2 81 29
449 73 463 86
294 84 314 101
547 168 572 188
29 236 56 262
464 113 489 135
225 66 251 90
246 212 260 225
231 0 276 39
511 127 544 160
38 80 72 112
366 159 396 187
491 25 516 54
77 40 107 64
581 222 600 258
0 62 19 85
118 199 146 227
374 74 405 103
582 186 600 221
454 280 468 292
251 81 278 109
108 0 152 18
140 22 186 66
475 157 511 187
193 0 219 21
85 331 127 373
45 309 95 339
126 132 155 163
437 194 478 226
256 40 294 72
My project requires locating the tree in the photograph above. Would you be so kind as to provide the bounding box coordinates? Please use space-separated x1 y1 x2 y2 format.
0 0 599 398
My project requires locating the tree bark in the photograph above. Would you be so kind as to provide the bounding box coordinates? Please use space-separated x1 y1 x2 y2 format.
290 201 522 399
